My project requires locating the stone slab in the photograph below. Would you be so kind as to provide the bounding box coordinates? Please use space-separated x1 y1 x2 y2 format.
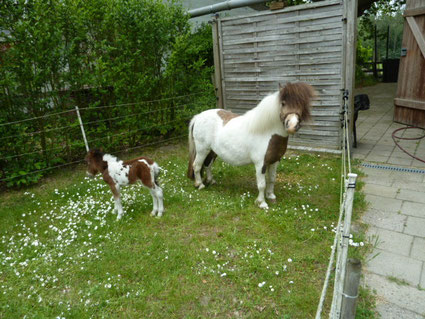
402 201 425 218
363 183 399 198
387 156 413 166
365 153 389 163
362 209 407 232
376 301 425 319
412 237 425 262
366 249 422 285
422 264 425 289
404 216 425 238
367 226 413 257
397 189 425 204
364 272 425 316
394 181 425 194
365 194 403 213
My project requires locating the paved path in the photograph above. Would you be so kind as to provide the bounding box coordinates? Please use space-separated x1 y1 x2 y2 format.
354 83 425 318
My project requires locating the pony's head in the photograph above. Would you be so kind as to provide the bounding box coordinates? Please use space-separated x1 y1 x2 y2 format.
279 82 315 135
85 149 106 178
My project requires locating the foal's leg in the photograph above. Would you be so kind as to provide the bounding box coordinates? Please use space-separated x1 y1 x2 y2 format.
149 187 159 217
254 163 268 209
112 185 124 220
154 185 164 217
266 162 278 202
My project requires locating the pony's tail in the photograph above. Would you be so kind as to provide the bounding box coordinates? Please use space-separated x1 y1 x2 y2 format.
187 118 196 180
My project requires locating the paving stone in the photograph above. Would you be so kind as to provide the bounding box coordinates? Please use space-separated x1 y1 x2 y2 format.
404 216 425 237
397 189 425 204
365 194 403 213
421 264 425 290
362 209 407 232
402 201 425 218
366 250 422 285
394 181 425 194
353 153 366 160
361 175 394 187
387 156 414 166
365 153 389 163
376 301 425 319
412 237 425 262
390 171 424 183
363 183 399 198
367 227 413 257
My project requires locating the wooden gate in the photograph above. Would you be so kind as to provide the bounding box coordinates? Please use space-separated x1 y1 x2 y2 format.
394 0 425 128
212 0 357 151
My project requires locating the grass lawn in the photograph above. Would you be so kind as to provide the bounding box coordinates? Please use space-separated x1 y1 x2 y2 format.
0 141 368 318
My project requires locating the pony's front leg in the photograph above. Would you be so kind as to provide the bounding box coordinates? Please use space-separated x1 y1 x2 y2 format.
266 162 278 202
254 164 268 209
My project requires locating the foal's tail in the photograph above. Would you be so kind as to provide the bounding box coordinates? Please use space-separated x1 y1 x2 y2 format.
153 162 161 186
187 118 196 180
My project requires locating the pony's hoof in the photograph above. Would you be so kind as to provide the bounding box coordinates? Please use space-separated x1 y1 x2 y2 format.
151 210 157 217
196 183 206 190
255 200 269 210
207 179 216 185
156 212 163 218
267 196 277 204
116 215 122 221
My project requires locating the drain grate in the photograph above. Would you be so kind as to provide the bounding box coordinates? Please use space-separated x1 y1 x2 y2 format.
361 163 425 174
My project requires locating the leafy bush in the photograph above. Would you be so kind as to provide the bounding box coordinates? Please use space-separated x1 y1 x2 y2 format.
0 0 215 188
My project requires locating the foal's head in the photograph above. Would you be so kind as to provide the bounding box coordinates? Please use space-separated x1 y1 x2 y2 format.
279 82 315 135
85 149 106 178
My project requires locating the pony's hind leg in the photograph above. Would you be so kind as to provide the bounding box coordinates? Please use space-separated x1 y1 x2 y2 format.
193 149 210 190
266 162 278 202
254 163 268 209
204 151 217 185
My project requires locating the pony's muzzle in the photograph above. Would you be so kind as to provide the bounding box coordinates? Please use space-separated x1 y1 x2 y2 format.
284 114 300 134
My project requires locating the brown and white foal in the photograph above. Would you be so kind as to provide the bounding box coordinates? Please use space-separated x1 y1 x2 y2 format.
85 149 164 220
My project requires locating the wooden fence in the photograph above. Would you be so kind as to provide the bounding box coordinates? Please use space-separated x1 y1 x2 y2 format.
212 0 356 150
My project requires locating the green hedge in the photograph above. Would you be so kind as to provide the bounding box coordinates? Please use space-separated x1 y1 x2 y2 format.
0 0 215 188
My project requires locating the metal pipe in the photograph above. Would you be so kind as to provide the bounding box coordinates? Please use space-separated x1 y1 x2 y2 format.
188 0 268 18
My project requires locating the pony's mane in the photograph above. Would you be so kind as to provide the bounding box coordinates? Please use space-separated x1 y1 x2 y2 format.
244 92 282 134
279 82 315 122
243 82 315 134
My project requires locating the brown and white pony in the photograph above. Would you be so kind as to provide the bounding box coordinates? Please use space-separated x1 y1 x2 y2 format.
85 149 164 219
188 82 315 209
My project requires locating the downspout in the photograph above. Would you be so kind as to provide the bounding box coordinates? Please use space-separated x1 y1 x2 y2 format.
188 0 268 18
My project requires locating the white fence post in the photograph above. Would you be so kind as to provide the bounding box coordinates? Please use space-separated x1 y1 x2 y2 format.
75 106 89 152
330 173 357 318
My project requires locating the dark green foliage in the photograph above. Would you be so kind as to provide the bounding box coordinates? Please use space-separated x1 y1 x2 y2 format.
356 2 405 83
0 0 215 188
